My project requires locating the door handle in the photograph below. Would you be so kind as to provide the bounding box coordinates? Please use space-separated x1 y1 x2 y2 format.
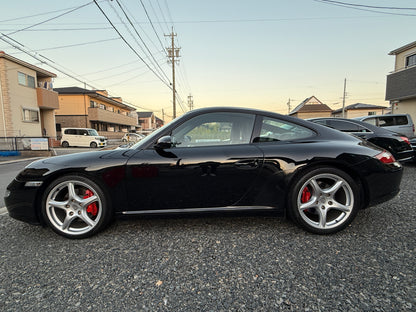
235 159 259 168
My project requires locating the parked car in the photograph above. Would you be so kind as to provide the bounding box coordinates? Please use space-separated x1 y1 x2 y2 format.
354 114 415 138
309 117 414 163
5 107 403 238
410 137 416 162
61 128 107 148
121 133 144 143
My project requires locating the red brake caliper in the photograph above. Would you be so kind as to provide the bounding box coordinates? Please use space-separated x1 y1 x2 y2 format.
84 189 98 216
301 187 311 203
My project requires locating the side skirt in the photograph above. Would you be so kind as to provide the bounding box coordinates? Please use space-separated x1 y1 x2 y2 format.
120 206 276 216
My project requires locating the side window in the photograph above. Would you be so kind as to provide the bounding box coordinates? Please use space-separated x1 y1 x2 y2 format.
362 117 376 126
395 116 408 125
66 129 76 135
171 112 255 147
327 120 370 133
378 116 394 127
255 117 315 142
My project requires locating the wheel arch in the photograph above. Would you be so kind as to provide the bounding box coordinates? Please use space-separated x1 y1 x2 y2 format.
285 160 369 212
33 169 114 225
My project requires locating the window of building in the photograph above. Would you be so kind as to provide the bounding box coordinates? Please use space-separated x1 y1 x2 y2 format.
406 53 416 68
368 111 376 115
99 104 106 110
18 72 36 88
22 108 39 122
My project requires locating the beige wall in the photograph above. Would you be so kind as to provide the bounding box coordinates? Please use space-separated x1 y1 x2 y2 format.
56 94 88 115
4 59 41 136
295 111 332 119
396 99 416 134
394 46 416 71
333 108 388 118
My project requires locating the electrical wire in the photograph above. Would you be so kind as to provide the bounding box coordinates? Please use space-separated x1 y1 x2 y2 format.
93 0 172 90
114 0 171 84
3 2 93 37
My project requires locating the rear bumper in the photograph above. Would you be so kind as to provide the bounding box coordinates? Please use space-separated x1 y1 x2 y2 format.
364 162 403 208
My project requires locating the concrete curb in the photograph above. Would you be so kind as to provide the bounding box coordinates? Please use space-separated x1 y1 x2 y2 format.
0 207 7 215
0 157 44 165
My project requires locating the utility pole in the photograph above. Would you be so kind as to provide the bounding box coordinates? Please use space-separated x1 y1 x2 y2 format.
342 78 347 118
165 28 180 119
287 98 291 114
188 94 194 110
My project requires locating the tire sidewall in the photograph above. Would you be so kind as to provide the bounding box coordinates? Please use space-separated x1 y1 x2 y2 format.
288 167 360 234
41 175 112 239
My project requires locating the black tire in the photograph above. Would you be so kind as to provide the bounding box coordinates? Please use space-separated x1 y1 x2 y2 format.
288 167 359 234
62 141 69 148
41 175 113 238
90 142 98 148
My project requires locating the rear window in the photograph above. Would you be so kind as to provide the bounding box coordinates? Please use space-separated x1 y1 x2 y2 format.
255 117 315 142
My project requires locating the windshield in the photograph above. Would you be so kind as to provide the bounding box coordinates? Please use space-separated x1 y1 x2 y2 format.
88 129 99 136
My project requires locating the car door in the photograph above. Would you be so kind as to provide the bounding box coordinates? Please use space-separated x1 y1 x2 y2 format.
124 112 263 211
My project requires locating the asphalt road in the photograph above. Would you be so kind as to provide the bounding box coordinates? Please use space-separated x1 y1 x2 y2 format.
0 163 415 311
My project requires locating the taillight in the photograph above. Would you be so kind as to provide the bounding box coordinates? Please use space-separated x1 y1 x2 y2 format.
375 150 396 164
400 136 410 145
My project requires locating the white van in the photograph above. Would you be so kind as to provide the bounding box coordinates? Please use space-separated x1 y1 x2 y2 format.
61 128 107 148
354 114 415 138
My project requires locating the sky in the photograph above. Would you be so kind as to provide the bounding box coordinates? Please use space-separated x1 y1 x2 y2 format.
0 0 415 120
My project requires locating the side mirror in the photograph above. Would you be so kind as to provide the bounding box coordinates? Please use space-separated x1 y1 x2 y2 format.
155 136 175 149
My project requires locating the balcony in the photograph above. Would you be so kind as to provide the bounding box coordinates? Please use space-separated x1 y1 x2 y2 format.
386 65 416 101
36 88 59 109
88 107 138 126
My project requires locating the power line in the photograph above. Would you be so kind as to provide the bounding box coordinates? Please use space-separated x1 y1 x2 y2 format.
314 0 416 16
93 0 172 90
316 0 416 11
138 0 167 55
3 1 93 37
11 37 120 53
113 0 171 84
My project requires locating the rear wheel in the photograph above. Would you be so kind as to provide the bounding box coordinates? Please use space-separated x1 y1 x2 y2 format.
41 175 112 238
61 141 69 148
90 142 98 148
289 167 359 234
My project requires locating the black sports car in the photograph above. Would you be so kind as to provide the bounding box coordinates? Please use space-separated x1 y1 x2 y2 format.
309 117 414 163
5 107 403 238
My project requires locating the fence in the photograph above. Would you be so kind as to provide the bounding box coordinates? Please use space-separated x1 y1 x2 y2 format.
0 137 51 151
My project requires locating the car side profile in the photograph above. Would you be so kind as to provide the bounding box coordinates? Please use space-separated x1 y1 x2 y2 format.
354 114 415 138
5 107 403 238
60 128 107 148
309 117 414 163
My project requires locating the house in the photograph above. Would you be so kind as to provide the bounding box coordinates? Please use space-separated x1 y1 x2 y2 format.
54 87 138 139
0 51 58 138
385 41 416 124
332 103 389 118
289 96 332 119
138 111 157 132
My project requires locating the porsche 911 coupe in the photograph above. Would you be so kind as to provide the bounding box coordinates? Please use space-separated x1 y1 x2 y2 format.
5 107 403 238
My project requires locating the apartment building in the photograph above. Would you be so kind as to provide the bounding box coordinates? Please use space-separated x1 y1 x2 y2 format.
54 87 138 139
385 41 416 122
0 51 58 138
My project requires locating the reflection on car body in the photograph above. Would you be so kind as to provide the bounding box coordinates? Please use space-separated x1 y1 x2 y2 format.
5 107 403 238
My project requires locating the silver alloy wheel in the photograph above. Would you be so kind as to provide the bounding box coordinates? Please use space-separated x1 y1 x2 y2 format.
297 173 354 230
45 180 103 236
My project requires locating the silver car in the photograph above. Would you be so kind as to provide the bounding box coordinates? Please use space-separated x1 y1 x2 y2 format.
354 114 415 138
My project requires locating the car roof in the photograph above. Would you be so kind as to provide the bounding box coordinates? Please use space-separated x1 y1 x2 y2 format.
308 117 401 136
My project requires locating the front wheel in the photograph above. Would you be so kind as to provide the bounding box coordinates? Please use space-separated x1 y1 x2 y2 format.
41 175 112 238
288 167 359 234
90 142 98 148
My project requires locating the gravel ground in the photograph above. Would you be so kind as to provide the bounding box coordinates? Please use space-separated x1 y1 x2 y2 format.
1 165 415 312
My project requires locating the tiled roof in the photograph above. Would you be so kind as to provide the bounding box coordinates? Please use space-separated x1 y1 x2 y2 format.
332 103 387 114
137 112 154 118
289 96 332 115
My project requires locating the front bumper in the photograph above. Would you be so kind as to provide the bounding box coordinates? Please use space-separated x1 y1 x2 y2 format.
4 179 41 225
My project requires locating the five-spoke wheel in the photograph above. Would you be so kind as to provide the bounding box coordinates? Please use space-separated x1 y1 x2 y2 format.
41 175 112 238
289 167 359 234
